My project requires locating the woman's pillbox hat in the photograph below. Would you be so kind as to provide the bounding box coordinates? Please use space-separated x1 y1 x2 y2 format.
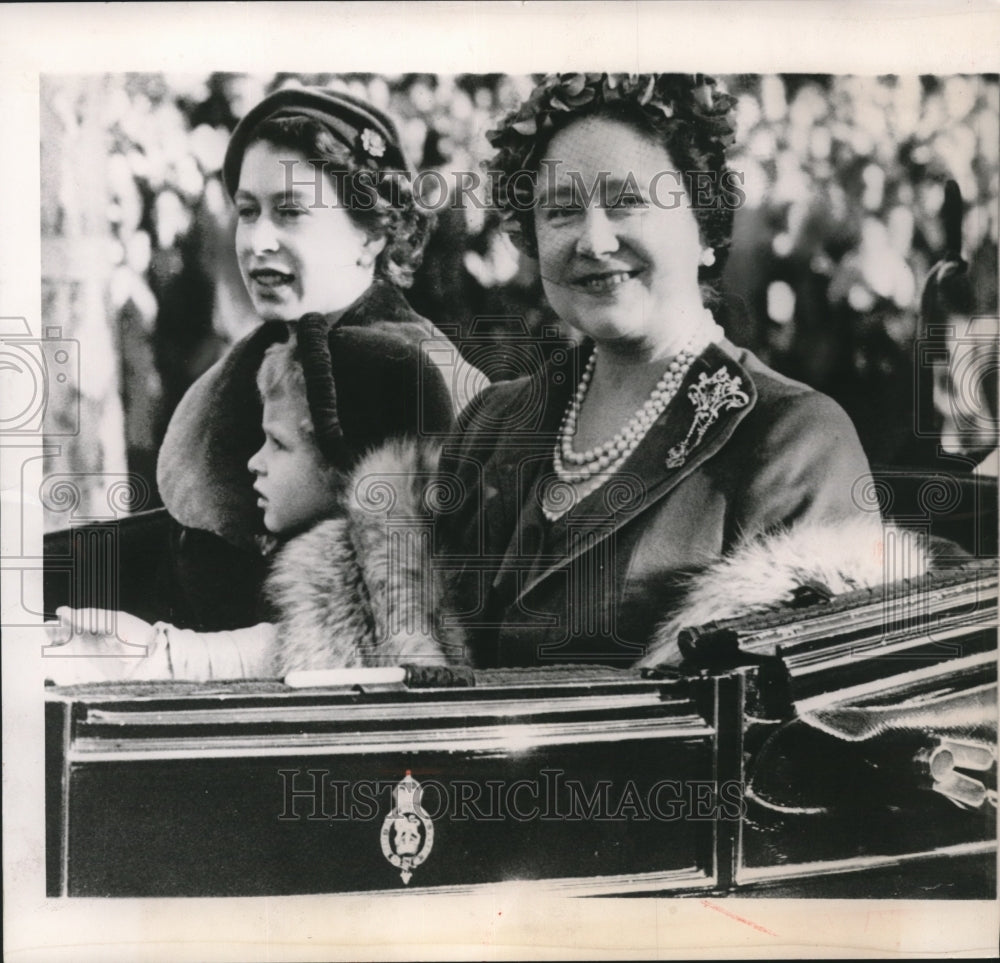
222 85 410 199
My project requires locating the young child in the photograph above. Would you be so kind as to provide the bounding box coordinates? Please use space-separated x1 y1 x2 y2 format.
46 324 465 683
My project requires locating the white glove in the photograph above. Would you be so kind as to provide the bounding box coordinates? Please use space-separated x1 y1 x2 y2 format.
44 607 162 685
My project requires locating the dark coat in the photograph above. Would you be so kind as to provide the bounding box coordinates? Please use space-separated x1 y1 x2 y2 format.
436 339 877 668
154 281 482 630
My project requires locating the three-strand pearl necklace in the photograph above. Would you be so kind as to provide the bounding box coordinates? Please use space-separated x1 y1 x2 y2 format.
544 320 722 521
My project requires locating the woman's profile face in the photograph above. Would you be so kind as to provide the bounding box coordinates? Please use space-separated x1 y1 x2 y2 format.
234 141 382 322
534 116 704 347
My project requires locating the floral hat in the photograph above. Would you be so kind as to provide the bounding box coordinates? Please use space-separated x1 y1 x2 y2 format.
487 73 736 170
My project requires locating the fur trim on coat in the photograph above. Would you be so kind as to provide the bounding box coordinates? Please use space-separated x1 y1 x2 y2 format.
263 439 466 675
638 518 932 668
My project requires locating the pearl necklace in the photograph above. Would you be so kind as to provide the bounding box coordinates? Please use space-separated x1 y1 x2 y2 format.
554 337 698 484
543 320 723 521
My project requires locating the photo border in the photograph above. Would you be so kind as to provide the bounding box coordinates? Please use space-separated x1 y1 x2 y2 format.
3 2 999 960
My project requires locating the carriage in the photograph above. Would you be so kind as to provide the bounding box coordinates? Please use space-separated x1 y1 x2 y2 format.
44 471 997 898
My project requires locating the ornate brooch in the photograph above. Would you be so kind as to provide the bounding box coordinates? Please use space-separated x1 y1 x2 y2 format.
380 771 434 885
665 366 750 469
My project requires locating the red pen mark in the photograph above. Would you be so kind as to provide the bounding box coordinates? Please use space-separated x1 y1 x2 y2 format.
700 900 777 937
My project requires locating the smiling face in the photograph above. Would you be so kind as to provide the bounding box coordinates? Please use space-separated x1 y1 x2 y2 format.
246 391 342 535
234 141 383 322
534 115 705 351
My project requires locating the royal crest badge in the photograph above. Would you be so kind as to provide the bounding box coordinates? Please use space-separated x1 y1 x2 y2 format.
380 771 434 885
666 366 750 469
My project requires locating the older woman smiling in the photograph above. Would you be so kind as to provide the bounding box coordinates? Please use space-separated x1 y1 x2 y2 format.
437 74 878 669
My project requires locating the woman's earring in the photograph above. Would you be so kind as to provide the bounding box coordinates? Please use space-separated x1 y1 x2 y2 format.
699 247 716 268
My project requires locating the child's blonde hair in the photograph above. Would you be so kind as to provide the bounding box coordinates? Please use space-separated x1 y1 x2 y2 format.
256 340 344 494
256 340 314 440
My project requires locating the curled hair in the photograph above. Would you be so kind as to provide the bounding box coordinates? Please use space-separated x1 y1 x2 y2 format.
255 341 344 512
256 341 312 434
247 116 433 287
487 74 738 279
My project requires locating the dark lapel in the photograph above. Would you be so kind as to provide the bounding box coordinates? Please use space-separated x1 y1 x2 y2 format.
480 343 584 561
509 339 759 603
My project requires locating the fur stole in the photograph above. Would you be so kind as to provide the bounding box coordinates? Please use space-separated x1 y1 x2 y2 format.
157 281 485 551
638 518 932 668
263 439 466 675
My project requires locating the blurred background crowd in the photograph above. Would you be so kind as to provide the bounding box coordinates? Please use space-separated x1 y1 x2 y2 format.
39 72 998 528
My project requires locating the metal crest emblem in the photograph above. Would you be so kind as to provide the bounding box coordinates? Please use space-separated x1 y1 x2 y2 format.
666 366 750 469
380 771 434 885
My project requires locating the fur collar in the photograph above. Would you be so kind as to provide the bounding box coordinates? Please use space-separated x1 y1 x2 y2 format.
157 281 442 550
638 518 933 668
263 438 466 674
264 445 934 676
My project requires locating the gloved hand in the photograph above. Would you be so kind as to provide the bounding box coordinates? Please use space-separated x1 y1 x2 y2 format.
44 607 159 685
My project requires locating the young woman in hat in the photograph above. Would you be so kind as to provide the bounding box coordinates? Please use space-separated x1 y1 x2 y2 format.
436 74 900 670
152 85 486 631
